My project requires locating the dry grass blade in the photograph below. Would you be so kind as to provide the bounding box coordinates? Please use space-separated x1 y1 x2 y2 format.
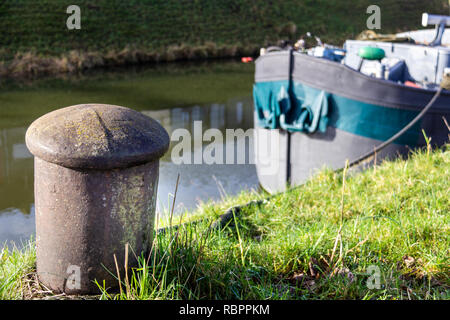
329 160 349 268
113 253 123 297
169 173 181 230
124 243 130 299
443 116 450 141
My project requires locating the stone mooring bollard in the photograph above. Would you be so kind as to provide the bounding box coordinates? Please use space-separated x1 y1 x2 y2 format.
25 104 170 294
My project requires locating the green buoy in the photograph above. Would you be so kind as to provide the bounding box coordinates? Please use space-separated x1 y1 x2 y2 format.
358 46 385 60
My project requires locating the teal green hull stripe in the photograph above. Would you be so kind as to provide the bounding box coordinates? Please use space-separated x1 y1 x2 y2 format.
254 80 421 145
329 94 420 145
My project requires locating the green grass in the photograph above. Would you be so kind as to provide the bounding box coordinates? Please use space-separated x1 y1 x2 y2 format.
0 241 35 300
0 0 448 77
1 0 447 58
1 145 449 300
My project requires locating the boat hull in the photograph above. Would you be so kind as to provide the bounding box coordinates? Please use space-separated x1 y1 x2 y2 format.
254 51 450 193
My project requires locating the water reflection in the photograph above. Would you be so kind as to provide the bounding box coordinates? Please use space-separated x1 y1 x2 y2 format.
0 127 34 215
0 96 258 247
150 96 257 213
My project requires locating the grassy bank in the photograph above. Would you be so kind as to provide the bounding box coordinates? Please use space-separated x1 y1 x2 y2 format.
0 0 448 78
1 145 449 300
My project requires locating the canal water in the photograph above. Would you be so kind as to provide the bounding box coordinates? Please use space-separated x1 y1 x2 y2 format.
0 61 259 248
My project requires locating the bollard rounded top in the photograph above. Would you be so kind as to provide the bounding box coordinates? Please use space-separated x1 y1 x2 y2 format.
25 104 170 170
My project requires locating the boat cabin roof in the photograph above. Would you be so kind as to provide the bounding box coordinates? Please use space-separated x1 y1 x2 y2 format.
396 28 450 47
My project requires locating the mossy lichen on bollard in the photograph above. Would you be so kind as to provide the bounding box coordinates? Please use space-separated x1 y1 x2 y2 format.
25 104 169 294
